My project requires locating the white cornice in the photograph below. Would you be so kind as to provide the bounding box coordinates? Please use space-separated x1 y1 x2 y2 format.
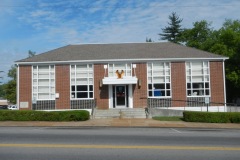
15 57 229 65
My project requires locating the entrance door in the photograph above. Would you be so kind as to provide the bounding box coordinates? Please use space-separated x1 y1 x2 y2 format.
115 85 126 107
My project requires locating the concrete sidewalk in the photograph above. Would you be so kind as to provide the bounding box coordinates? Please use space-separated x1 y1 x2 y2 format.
0 118 240 129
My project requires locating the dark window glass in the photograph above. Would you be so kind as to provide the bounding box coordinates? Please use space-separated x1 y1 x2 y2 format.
167 91 170 96
205 82 209 88
148 91 152 97
154 84 165 89
71 92 75 98
71 86 75 91
206 89 210 95
77 85 88 91
166 83 170 89
161 91 165 96
187 83 191 89
148 84 152 89
89 85 93 91
89 92 93 98
77 92 88 98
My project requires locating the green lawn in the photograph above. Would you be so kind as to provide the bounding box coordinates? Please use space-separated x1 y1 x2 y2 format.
152 116 183 121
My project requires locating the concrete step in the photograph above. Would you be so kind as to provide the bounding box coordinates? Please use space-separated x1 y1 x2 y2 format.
94 108 146 119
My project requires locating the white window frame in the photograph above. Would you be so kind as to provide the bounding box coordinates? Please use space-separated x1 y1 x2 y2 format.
147 62 171 98
186 61 211 97
32 65 55 100
70 64 94 99
108 63 132 77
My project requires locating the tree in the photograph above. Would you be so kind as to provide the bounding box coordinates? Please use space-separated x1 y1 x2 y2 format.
4 50 36 104
181 19 240 102
159 12 183 43
180 20 214 50
146 37 153 42
0 84 7 98
4 65 17 103
28 50 36 57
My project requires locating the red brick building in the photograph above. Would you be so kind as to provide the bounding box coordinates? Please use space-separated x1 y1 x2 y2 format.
16 42 228 112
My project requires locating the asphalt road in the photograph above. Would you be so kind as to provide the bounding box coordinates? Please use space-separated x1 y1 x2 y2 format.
0 127 240 160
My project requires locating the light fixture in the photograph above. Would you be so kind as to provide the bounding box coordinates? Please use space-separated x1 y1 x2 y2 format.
104 65 107 77
138 79 141 88
99 79 103 87
133 64 136 77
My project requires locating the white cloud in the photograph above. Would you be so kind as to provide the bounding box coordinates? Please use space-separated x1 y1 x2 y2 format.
1 0 240 82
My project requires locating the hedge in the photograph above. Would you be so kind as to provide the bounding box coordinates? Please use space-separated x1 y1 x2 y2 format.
0 110 90 121
183 111 240 123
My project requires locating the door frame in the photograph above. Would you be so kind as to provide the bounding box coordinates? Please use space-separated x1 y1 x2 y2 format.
109 84 133 109
115 85 126 108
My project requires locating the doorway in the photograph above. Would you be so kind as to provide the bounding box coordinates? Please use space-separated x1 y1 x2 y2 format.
113 85 128 108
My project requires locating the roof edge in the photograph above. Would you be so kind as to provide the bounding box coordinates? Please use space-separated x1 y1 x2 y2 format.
15 57 228 65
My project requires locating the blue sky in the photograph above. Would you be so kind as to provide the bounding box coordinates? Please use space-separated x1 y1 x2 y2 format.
0 0 240 83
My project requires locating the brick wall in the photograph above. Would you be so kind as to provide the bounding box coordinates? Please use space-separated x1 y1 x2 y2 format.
171 62 187 107
55 65 70 109
210 61 225 105
133 63 147 108
94 64 109 109
19 65 32 110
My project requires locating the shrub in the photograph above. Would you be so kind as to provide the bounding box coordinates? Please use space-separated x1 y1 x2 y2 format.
183 111 240 123
0 110 90 121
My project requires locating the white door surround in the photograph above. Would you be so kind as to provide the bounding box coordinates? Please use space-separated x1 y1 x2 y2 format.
108 84 133 109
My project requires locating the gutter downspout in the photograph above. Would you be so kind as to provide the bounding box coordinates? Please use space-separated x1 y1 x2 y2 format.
223 60 227 112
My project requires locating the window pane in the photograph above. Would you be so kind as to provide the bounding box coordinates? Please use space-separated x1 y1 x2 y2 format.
148 71 152 76
76 72 88 77
147 62 171 97
153 77 164 83
38 79 49 85
187 76 191 82
33 87 37 92
38 86 49 92
38 66 49 71
89 78 93 84
33 79 37 85
187 83 191 89
77 85 88 91
148 91 152 97
148 84 152 90
205 83 209 88
165 69 170 75
192 62 202 68
71 86 75 91
89 85 93 91
154 84 165 89
192 69 202 75
166 83 170 89
192 76 203 82
76 78 88 85
32 65 55 100
154 90 162 96
148 77 152 83
71 93 75 98
167 91 170 96
38 93 49 99
38 72 49 79
166 76 170 82
76 65 87 71
206 89 210 95
33 73 37 79
89 92 93 98
77 92 88 98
